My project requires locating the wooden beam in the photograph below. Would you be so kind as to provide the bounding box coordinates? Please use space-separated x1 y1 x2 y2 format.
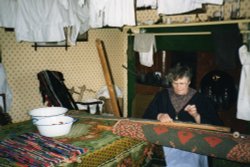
77 114 230 133
95 39 121 117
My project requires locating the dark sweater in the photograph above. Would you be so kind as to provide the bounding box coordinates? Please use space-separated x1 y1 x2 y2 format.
143 88 223 126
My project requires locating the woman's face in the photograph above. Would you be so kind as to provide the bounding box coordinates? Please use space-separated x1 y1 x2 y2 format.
172 77 190 95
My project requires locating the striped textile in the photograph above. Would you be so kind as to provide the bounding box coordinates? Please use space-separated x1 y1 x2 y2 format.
0 132 88 166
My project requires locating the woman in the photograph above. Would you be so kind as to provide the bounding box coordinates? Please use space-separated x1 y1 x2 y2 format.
143 64 223 167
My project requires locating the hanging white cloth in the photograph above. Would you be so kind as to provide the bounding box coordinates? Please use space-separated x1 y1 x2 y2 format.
67 0 90 45
1 0 136 42
104 0 136 27
237 45 250 121
0 63 13 112
157 0 223 15
89 0 135 28
163 147 208 167
136 0 157 9
138 46 154 67
196 0 223 5
134 34 156 52
157 0 202 15
1 0 90 43
0 0 17 28
89 0 108 28
15 0 69 42
134 34 156 67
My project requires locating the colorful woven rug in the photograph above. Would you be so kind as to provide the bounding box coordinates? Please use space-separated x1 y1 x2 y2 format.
0 114 153 167
0 132 87 167
55 116 152 167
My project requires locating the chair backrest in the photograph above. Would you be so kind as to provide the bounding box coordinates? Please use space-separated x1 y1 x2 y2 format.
200 70 237 110
0 106 12 126
37 70 78 110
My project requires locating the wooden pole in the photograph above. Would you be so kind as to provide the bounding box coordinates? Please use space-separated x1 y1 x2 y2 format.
95 39 121 117
134 119 231 133
75 114 230 133
97 120 230 133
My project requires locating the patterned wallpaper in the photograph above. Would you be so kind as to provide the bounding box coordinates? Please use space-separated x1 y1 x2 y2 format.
0 1 250 123
0 29 127 122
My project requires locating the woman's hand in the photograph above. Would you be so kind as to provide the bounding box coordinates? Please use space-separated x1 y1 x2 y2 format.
157 113 173 123
184 104 201 123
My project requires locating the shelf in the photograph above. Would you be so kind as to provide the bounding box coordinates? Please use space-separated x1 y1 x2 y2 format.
124 19 250 32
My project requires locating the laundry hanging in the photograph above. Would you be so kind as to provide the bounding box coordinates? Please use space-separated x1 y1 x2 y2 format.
133 34 157 67
89 0 135 28
67 0 90 45
15 0 69 42
88 0 108 28
0 0 17 28
157 0 224 15
237 45 250 121
158 0 202 15
0 0 136 43
136 0 157 9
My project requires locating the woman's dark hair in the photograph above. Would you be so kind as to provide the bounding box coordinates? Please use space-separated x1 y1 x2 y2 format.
166 63 193 83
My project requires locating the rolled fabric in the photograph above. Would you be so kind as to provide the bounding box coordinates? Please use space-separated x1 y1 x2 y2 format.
112 120 250 164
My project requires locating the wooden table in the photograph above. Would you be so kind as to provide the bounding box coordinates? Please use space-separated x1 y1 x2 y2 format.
0 113 152 167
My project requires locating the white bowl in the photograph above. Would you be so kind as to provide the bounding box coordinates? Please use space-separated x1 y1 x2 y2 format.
29 107 68 122
34 115 75 137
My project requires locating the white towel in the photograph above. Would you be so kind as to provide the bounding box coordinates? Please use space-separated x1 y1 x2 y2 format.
134 34 156 52
134 34 156 67
237 45 250 121
139 47 154 67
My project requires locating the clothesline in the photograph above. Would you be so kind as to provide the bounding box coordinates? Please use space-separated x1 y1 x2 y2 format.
128 30 250 36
